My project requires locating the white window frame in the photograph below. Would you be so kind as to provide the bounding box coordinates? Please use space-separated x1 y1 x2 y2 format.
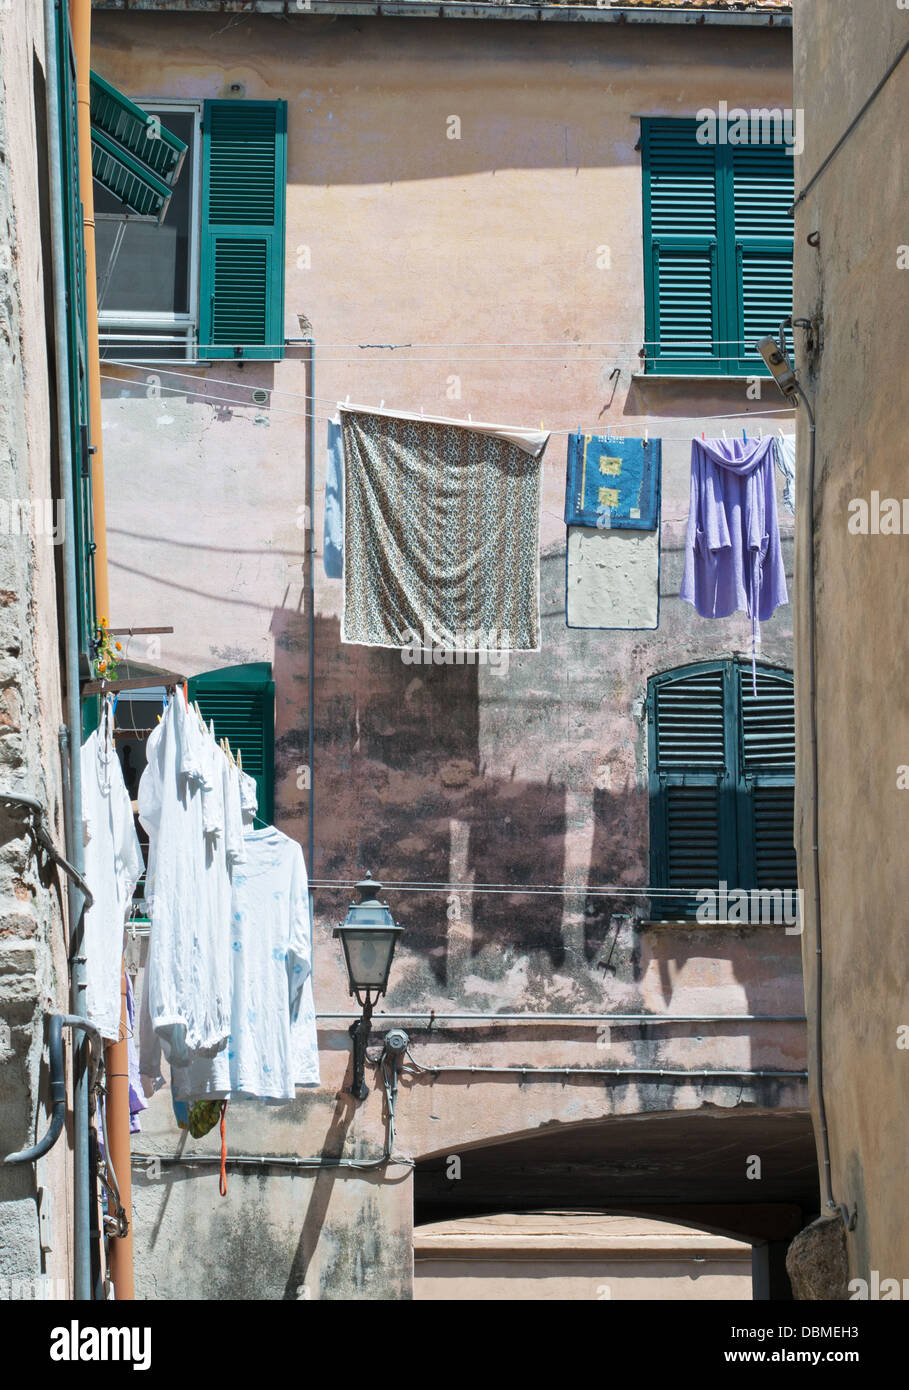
97 99 203 363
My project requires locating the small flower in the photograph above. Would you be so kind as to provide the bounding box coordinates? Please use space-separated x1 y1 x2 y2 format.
115 642 122 652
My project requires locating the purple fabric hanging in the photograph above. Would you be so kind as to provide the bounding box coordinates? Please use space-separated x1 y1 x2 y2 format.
125 972 149 1134
680 436 788 688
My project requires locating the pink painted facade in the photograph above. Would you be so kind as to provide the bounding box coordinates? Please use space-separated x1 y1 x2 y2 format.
91 5 811 1300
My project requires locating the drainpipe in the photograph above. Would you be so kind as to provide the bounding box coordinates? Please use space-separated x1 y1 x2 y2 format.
43 0 91 1299
69 0 109 622
70 0 135 1297
305 338 315 905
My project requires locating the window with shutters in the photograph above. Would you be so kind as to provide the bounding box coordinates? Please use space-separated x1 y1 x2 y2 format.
187 663 275 823
647 660 797 920
640 118 794 376
94 97 286 363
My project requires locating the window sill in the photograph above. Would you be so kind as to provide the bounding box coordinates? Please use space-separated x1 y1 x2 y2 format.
640 919 796 930
631 373 782 385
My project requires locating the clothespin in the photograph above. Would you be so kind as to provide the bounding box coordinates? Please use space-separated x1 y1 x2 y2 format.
758 426 763 440
345 394 350 406
701 431 705 441
236 748 243 772
722 428 728 441
379 399 385 409
468 413 472 422
540 420 545 432
742 428 748 442
643 426 648 445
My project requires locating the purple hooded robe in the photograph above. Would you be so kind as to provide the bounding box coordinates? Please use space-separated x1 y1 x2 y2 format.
680 436 788 645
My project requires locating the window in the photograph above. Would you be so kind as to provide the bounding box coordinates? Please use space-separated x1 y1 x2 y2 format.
647 660 797 919
640 118 794 376
95 98 287 363
187 663 275 822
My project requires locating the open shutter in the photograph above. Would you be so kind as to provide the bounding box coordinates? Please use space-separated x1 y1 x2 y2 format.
737 665 797 890
89 72 186 223
199 100 286 361
188 663 275 822
641 120 722 375
54 4 96 664
648 665 736 918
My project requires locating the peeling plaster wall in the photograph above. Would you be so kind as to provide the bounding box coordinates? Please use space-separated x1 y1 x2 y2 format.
93 12 808 1300
0 0 74 1296
792 0 909 1288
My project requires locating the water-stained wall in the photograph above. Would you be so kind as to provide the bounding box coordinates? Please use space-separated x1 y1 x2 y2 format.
92 8 809 1300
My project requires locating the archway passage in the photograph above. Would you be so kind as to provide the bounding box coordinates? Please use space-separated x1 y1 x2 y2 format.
414 1108 819 1300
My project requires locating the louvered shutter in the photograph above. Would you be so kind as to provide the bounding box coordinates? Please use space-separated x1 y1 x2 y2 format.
641 120 794 376
188 663 275 822
642 120 722 375
648 665 737 919
737 666 797 890
89 72 186 223
199 101 286 361
55 4 96 662
727 140 794 372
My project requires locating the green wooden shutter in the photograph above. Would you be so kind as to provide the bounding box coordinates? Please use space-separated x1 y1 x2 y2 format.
641 120 794 376
55 3 96 664
642 120 723 375
648 661 797 918
187 663 275 822
648 664 737 919
89 72 187 223
727 139 794 372
736 665 797 890
199 101 286 361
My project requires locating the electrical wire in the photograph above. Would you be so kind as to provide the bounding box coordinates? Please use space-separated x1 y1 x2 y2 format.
100 372 793 439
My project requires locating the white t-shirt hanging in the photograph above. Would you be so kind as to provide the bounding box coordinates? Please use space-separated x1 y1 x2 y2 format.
138 690 231 1064
172 826 318 1101
80 720 144 1040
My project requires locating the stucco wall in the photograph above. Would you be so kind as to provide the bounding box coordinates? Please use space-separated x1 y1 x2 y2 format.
792 0 909 1289
0 0 74 1297
92 11 809 1300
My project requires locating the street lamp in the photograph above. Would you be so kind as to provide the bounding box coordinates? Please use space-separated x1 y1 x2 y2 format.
333 872 403 1100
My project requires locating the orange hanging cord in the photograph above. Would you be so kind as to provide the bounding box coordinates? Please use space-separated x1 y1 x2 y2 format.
219 1102 228 1197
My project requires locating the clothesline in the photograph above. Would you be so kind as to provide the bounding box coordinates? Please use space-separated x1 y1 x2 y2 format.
110 338 792 348
308 879 792 900
100 373 795 440
107 352 783 364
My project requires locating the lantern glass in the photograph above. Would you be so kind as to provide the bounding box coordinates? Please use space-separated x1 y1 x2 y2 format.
334 883 402 995
341 928 398 991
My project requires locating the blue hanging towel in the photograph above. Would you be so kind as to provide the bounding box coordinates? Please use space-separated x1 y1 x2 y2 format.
323 417 344 579
564 433 661 530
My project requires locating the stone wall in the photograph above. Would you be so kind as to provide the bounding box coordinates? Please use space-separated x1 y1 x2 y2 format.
0 0 74 1298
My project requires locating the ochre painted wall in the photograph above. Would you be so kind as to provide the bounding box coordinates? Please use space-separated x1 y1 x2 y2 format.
793 0 909 1289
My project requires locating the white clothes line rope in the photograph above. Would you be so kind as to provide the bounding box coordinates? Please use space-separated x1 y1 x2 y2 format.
309 878 794 900
101 372 795 440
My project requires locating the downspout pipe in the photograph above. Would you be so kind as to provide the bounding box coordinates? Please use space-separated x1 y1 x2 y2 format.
43 0 92 1300
3 1016 66 1164
305 339 315 904
795 378 853 1232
